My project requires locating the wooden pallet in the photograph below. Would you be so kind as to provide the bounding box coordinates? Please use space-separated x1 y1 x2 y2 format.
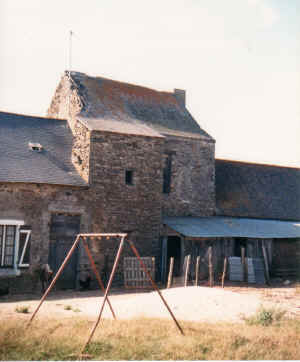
124 257 155 289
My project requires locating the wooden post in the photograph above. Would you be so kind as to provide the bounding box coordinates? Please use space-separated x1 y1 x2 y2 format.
195 256 200 286
184 255 191 287
208 246 214 287
262 241 270 284
221 257 227 288
161 236 168 284
241 247 248 283
167 257 174 289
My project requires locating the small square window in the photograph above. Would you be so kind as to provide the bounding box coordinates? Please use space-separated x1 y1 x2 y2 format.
125 170 134 185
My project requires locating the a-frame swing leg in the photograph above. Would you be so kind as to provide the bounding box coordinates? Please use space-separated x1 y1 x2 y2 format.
81 237 116 320
128 240 184 336
82 236 184 352
27 234 82 326
27 234 117 327
82 235 126 352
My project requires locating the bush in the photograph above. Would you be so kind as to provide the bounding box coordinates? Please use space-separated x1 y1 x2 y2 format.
15 306 30 314
245 306 286 326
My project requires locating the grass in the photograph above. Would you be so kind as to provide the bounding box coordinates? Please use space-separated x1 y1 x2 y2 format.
15 306 30 314
243 306 286 326
63 305 81 312
1 316 300 360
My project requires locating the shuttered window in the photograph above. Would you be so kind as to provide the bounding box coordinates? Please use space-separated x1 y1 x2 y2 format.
18 229 31 267
0 223 31 269
0 225 16 267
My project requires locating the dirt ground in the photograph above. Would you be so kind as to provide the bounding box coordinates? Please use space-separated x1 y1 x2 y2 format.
1 282 299 323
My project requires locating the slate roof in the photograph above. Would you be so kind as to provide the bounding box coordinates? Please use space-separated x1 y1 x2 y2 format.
0 111 86 186
215 159 300 221
78 116 163 138
69 71 213 141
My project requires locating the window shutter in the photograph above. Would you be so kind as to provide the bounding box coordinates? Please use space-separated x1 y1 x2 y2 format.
18 228 31 267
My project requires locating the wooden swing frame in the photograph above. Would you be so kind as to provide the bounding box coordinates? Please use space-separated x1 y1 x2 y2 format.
27 233 184 353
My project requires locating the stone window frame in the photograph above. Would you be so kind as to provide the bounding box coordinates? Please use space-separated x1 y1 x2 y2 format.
0 220 30 274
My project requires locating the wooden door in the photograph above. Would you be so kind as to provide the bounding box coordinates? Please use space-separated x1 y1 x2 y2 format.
48 213 80 289
167 236 181 277
272 238 299 277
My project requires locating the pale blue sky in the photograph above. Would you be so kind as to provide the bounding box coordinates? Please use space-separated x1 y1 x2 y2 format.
1 0 300 167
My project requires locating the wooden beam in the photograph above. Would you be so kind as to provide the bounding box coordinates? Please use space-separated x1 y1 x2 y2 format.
208 246 214 287
184 255 190 287
241 247 248 284
167 257 174 289
262 241 270 285
221 257 227 288
195 256 200 286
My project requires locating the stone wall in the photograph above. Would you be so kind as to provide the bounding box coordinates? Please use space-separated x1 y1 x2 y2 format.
87 130 165 282
0 127 166 293
162 135 215 217
0 182 91 293
47 73 84 131
71 120 91 183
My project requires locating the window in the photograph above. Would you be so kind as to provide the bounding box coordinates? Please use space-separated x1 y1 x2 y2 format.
0 225 16 267
125 170 134 185
0 221 31 270
163 154 172 194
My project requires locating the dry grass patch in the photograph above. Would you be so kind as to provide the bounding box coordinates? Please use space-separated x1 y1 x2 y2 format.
0 316 300 360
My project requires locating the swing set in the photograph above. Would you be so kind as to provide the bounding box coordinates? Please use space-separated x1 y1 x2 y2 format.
27 233 184 354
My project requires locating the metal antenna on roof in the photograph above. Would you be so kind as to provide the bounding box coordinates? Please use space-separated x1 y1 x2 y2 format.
69 30 73 72
67 30 74 120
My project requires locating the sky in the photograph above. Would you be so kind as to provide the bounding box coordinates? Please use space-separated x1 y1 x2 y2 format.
1 0 300 167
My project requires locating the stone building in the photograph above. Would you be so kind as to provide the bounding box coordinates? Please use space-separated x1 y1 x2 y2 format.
215 159 300 279
163 159 300 283
0 71 299 293
0 71 215 292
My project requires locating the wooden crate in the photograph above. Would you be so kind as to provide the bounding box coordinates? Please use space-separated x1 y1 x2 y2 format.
124 257 155 289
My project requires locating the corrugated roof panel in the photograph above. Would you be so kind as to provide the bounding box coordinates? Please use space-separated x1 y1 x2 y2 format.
164 216 300 238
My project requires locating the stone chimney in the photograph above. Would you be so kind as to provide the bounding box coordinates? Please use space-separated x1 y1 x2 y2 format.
174 89 186 107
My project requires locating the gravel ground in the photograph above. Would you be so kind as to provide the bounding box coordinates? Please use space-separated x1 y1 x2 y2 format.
1 284 299 323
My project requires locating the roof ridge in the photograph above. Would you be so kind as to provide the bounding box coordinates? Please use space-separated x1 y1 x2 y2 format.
216 158 300 171
68 70 176 97
0 110 66 123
